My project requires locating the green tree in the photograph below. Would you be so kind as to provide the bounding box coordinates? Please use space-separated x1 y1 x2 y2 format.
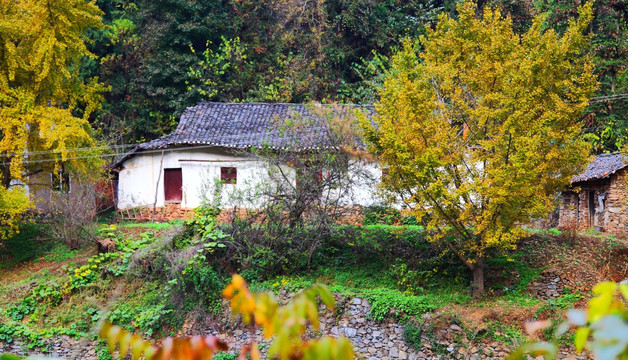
360 1 597 297
0 0 106 239
530 0 627 153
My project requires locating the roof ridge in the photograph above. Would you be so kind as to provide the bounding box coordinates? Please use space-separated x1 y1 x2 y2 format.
197 101 374 107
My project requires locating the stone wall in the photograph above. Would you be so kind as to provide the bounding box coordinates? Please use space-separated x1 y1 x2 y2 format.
0 292 590 360
559 169 628 234
601 169 628 234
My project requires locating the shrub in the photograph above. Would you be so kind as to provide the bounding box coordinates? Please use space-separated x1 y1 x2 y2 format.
361 205 401 225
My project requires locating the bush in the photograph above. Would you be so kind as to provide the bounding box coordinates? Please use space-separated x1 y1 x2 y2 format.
361 205 401 225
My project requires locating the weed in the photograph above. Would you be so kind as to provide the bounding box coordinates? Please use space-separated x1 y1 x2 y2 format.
476 321 526 347
213 352 237 360
42 244 79 262
361 288 440 322
6 297 37 321
403 321 423 349
95 339 113 360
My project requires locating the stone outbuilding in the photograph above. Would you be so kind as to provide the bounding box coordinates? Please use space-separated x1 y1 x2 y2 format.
559 153 628 234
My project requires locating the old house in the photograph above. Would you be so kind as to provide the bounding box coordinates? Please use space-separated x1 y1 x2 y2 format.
558 153 628 234
111 102 382 213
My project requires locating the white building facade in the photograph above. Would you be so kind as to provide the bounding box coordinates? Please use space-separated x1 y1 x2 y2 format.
113 102 384 211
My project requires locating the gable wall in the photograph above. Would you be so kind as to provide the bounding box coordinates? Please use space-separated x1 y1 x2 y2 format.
559 168 628 234
116 147 383 210
117 148 268 210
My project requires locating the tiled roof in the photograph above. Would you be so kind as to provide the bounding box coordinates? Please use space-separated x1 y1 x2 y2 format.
113 102 373 168
571 153 627 183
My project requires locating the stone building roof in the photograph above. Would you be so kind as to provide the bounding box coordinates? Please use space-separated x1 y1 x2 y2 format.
113 102 374 168
571 153 627 183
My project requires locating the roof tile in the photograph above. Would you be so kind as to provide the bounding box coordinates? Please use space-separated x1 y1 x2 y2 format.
571 153 626 183
139 102 373 151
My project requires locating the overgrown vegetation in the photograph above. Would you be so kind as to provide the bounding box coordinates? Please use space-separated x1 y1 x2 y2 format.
86 0 626 151
1 203 627 358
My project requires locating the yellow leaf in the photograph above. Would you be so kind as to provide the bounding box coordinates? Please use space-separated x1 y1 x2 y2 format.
574 326 590 353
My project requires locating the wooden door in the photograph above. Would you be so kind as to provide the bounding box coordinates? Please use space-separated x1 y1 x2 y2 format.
164 168 182 202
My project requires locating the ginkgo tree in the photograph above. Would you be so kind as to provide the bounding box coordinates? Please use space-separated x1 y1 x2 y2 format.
0 0 106 239
360 0 597 297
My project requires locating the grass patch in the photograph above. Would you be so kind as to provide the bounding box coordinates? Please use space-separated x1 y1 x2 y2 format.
117 220 183 230
0 223 51 269
41 244 79 263
254 262 470 322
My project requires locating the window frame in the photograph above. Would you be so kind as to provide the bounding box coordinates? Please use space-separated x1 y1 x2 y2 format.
51 166 70 193
220 167 237 184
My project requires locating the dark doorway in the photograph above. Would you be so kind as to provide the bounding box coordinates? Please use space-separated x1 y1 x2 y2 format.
588 191 595 227
164 168 182 202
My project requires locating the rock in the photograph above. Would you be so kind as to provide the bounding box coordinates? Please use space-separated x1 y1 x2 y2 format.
344 328 357 337
353 298 362 305
450 324 462 332
389 347 399 357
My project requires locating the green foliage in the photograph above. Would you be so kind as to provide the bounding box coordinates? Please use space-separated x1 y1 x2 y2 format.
362 288 441 322
482 321 526 347
487 252 541 297
185 205 227 245
0 223 50 268
0 321 87 350
388 260 433 295
95 339 113 360
403 321 423 349
178 263 224 311
212 352 237 360
42 245 79 263
6 297 36 321
30 284 62 306
85 0 454 143
361 205 401 225
108 282 174 336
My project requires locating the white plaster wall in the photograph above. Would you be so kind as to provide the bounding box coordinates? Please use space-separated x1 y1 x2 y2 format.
116 147 384 210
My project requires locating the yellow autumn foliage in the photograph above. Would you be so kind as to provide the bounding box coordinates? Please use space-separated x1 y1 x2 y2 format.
359 0 597 296
0 0 107 238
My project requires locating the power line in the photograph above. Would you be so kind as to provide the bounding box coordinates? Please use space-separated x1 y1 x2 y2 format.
589 93 628 104
3 143 138 158
2 92 626 162
0 144 233 166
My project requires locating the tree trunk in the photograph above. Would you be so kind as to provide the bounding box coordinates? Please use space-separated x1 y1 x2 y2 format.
472 258 485 299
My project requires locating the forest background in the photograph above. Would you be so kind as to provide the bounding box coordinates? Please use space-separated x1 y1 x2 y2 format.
87 0 627 154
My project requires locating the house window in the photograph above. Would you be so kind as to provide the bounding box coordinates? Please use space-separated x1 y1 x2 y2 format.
51 166 70 193
221 167 237 184
164 168 183 202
